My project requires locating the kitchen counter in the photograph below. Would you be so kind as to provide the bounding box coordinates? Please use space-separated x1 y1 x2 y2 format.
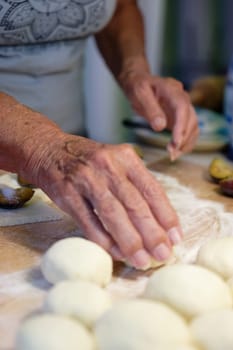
1 145 233 350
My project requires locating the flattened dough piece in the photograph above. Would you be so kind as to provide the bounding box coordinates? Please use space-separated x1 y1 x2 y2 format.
191 309 233 350
196 237 233 279
44 280 112 328
94 299 192 350
41 237 113 286
143 264 232 319
16 314 95 350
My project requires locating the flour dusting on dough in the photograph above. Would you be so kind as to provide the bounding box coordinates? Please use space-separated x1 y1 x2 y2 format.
2 171 233 348
153 171 233 263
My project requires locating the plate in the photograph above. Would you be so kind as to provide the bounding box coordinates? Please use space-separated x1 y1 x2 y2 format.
135 129 228 152
133 108 229 152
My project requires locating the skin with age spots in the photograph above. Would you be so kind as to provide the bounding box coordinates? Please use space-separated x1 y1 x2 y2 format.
31 135 181 269
0 0 198 269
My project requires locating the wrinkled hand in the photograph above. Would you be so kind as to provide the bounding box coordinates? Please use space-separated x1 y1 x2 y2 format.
26 134 183 269
120 62 199 160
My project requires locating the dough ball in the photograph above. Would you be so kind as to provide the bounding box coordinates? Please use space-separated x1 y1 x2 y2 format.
143 264 232 319
41 237 113 286
191 309 233 350
16 314 95 350
44 280 112 328
94 299 191 350
196 237 233 279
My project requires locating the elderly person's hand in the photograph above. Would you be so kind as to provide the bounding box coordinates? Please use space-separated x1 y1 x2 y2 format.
21 132 182 270
119 58 199 160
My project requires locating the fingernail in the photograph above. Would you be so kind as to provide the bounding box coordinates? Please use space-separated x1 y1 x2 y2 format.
151 117 166 130
168 227 182 245
129 249 151 269
152 243 171 261
110 246 124 260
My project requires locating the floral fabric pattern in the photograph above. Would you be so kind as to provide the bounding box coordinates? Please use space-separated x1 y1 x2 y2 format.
0 0 110 44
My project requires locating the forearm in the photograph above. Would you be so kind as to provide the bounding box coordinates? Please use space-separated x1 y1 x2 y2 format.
95 0 150 81
0 92 62 180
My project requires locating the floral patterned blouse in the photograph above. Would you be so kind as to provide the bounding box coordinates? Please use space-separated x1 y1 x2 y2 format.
0 0 116 45
0 0 117 133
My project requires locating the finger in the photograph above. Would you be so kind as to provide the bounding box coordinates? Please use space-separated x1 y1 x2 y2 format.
132 82 167 131
52 181 123 260
175 105 199 152
108 172 173 261
151 82 191 148
169 98 191 149
78 170 153 269
127 156 182 240
166 142 179 162
167 124 199 161
180 123 200 154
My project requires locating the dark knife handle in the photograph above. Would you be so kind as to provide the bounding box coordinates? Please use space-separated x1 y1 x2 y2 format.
122 119 153 130
122 119 171 134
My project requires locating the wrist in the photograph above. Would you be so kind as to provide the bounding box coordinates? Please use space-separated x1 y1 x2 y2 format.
20 127 66 188
118 55 151 87
0 92 63 183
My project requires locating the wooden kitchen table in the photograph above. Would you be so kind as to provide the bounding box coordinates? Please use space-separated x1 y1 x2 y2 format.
1 145 233 350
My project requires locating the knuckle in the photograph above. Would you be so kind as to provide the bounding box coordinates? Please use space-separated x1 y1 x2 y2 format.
166 77 183 89
124 236 142 256
133 79 149 97
136 79 149 91
119 143 138 158
93 147 111 165
95 191 113 207
165 216 179 230
145 231 164 249
142 181 163 199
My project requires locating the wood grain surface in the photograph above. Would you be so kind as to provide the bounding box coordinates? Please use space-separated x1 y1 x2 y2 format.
1 155 233 350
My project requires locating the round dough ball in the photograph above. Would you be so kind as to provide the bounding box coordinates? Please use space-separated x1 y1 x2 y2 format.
44 280 112 328
143 264 232 319
196 237 233 279
191 309 233 350
41 237 113 286
16 314 95 350
94 299 191 350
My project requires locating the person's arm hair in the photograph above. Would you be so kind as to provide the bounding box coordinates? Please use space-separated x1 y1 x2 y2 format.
94 0 150 81
0 92 62 178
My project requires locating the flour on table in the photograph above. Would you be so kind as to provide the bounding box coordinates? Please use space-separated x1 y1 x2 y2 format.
0 173 65 226
108 171 233 298
2 170 233 349
152 171 233 263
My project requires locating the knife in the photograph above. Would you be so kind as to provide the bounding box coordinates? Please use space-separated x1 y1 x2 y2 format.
122 119 171 134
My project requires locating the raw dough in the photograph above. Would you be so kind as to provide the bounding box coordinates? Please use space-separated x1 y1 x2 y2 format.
16 314 95 350
143 264 232 319
44 280 112 328
191 309 233 350
94 299 192 350
41 237 113 286
196 237 233 279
